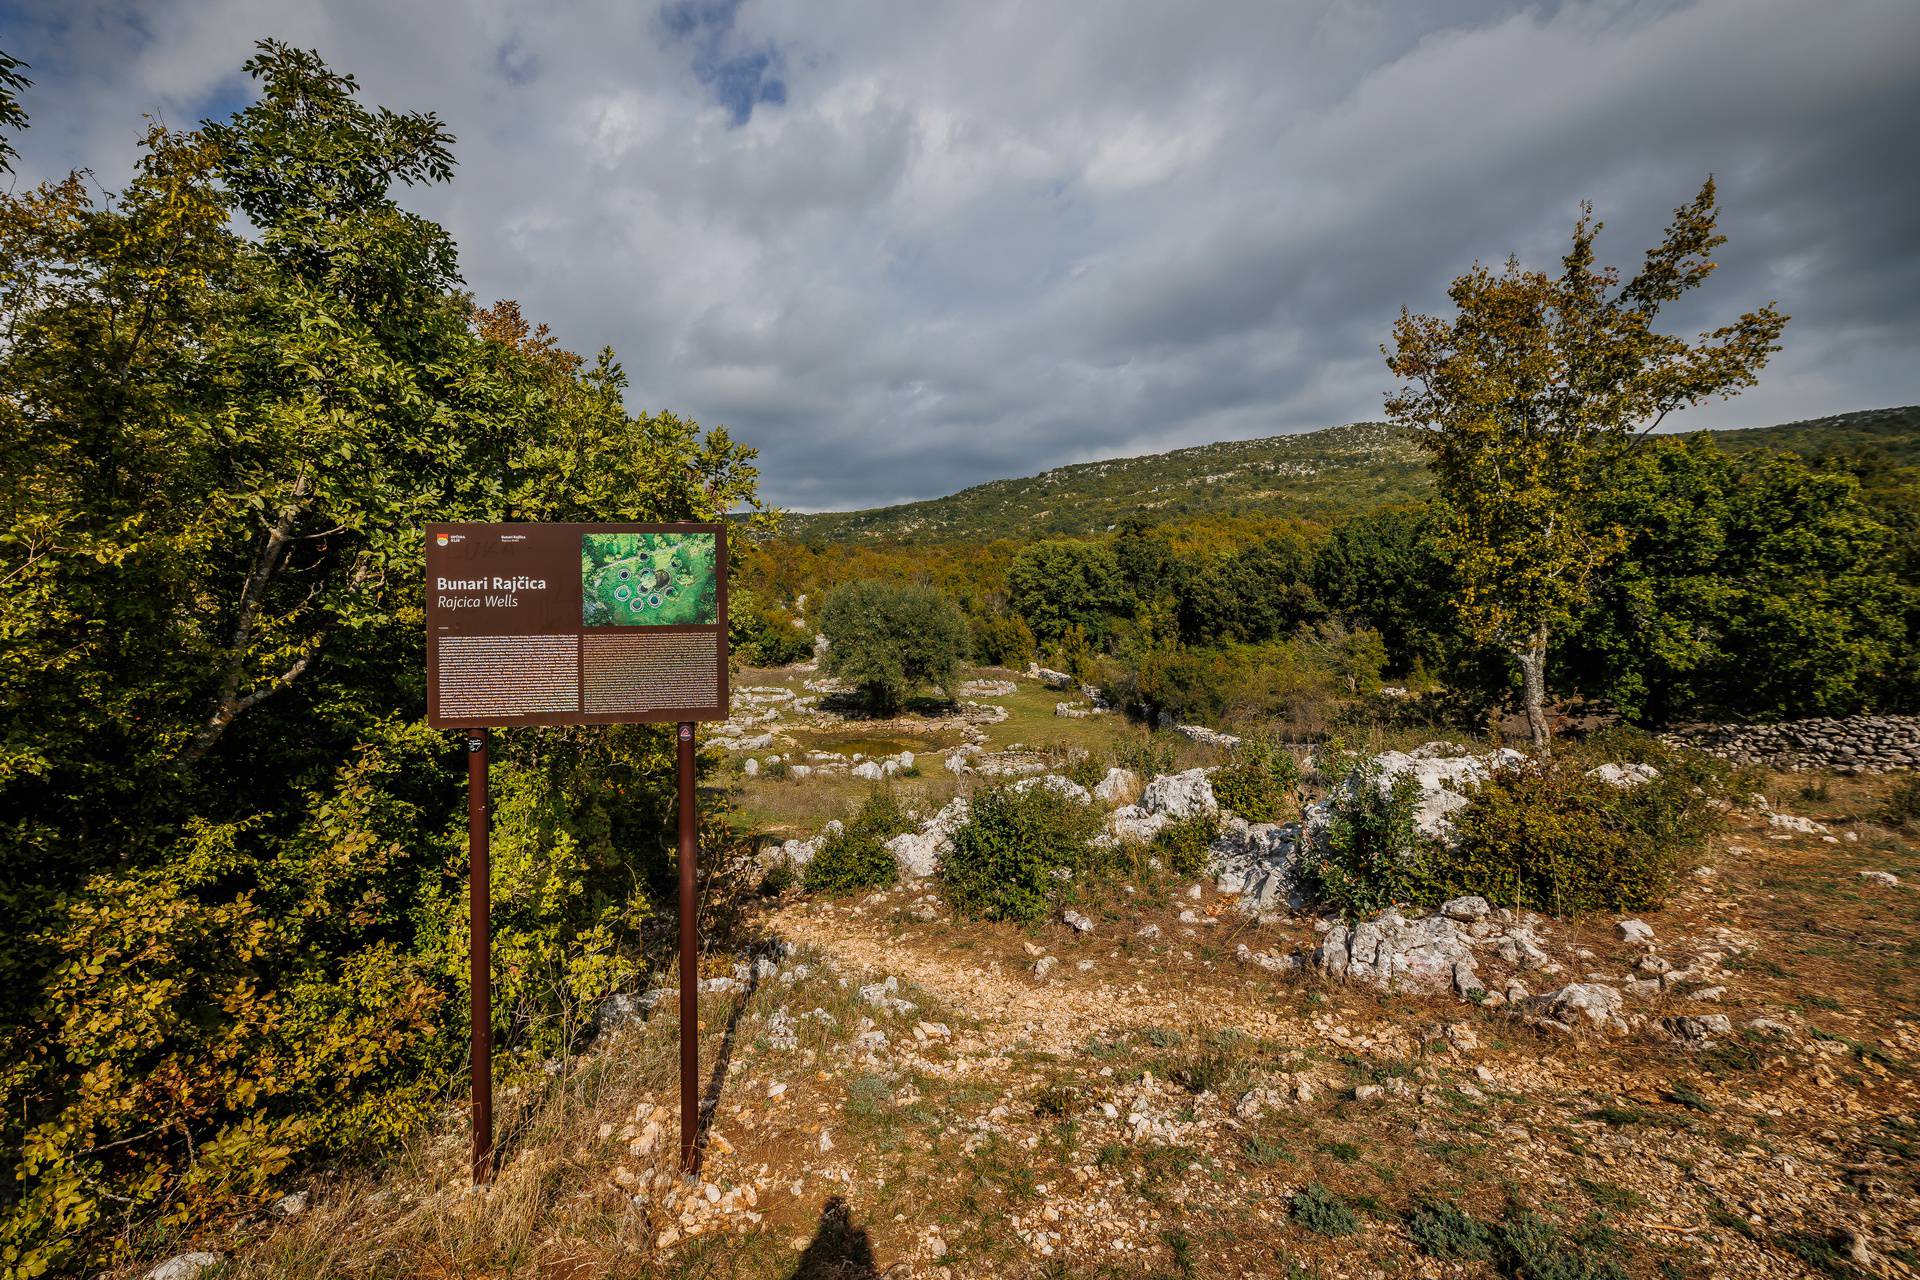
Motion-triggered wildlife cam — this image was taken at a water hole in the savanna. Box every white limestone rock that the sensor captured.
[1533,983,1628,1033]
[1011,773,1093,804]
[1314,909,1480,995]
[1141,768,1217,819]
[1616,918,1655,943]
[886,798,971,880]
[1093,767,1143,806]
[1025,663,1076,690]
[147,1255,222,1280]
[1108,805,1170,843]
[1209,816,1301,912]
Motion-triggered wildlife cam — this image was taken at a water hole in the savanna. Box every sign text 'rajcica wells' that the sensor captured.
[425,523,729,727]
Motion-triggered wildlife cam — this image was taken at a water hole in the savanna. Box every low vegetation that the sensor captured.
[940,784,1104,922]
[801,787,913,895]
[1208,733,1304,823]
[1306,735,1726,918]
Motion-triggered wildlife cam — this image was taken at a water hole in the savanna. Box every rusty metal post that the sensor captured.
[467,729,494,1185]
[677,721,699,1169]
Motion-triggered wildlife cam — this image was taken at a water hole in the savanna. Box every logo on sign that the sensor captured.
[436,533,450,546]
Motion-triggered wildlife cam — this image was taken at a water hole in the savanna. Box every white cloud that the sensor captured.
[3,0,1916,510]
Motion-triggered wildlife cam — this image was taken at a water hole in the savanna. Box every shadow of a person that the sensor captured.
[790,1196,881,1279]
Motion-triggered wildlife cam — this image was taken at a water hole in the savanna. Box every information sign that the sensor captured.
[424,521,729,1182]
[425,522,729,727]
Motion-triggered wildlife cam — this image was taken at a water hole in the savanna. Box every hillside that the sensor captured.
[784,406,1920,545]
[785,421,1429,544]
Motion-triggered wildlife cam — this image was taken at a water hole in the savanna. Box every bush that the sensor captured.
[1304,737,1723,919]
[1303,764,1425,919]
[820,580,970,715]
[1406,1198,1493,1260]
[1150,813,1219,878]
[941,785,1102,922]
[1290,1183,1359,1237]
[1494,1207,1627,1280]
[1211,734,1302,822]
[970,613,1035,667]
[803,788,912,895]
[729,589,816,666]
[1437,759,1713,915]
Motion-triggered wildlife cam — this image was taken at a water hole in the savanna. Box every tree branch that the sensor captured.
[181,471,313,762]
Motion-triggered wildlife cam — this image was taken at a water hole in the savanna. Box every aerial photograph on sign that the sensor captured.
[581,531,719,627]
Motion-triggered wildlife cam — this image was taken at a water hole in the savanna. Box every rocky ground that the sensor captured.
[197,736,1920,1280]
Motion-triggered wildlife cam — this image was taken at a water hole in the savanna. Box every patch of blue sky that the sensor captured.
[659,0,785,127]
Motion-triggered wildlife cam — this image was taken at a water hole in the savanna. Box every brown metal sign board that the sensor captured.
[425,522,730,727]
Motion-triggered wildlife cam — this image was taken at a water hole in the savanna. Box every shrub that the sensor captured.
[729,589,815,666]
[819,580,970,715]
[1290,1183,1359,1236]
[941,785,1102,922]
[1436,760,1713,915]
[1494,1207,1627,1280]
[1150,812,1219,878]
[1211,734,1302,822]
[970,613,1035,667]
[1304,737,1722,919]
[803,788,912,895]
[1303,764,1425,919]
[1406,1198,1493,1260]
[1164,1031,1253,1096]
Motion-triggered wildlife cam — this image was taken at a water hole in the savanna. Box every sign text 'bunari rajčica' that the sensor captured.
[425,523,729,728]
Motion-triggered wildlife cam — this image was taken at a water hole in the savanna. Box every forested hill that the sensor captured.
[783,405,1920,545]
[787,421,1428,544]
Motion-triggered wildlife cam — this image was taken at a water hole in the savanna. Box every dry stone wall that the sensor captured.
[1663,715,1920,773]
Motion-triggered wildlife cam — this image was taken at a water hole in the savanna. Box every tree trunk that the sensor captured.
[182,473,312,762]
[1516,625,1551,751]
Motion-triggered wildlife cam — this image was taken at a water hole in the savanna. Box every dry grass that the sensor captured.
[170,760,1920,1280]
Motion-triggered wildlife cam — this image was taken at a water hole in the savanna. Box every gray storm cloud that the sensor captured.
[5,0,1916,510]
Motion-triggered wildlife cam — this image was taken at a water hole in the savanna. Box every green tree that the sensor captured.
[969,612,1035,667]
[1385,178,1786,747]
[819,580,969,714]
[1176,533,1320,645]
[1310,506,1458,675]
[0,42,761,1275]
[1563,436,1905,720]
[1006,539,1129,646]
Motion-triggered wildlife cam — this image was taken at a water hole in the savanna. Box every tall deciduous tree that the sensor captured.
[1384,179,1787,747]
[0,42,763,1273]
[0,50,27,171]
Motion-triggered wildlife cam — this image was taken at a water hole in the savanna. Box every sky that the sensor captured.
[4,0,1917,511]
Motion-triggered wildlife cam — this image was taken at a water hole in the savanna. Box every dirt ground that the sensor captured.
[225,764,1919,1280]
